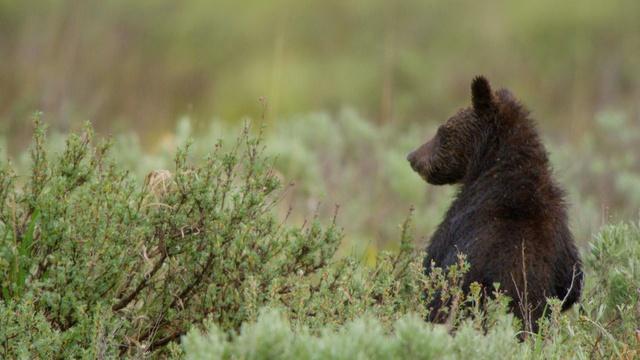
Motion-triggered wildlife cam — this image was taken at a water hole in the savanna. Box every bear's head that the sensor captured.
[407,76,501,185]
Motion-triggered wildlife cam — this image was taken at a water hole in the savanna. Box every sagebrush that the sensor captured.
[1,121,638,359]
[0,121,470,358]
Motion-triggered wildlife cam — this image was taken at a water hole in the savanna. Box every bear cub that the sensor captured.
[407,76,582,332]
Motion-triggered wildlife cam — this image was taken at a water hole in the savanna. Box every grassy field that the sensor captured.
[1,0,639,358]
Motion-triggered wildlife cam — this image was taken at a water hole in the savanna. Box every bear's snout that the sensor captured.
[406,150,417,165]
[407,139,435,174]
[407,150,421,172]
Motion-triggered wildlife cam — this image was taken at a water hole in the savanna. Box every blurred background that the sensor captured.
[1,0,639,254]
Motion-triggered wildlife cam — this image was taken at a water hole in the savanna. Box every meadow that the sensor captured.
[1,0,639,358]
[0,117,639,358]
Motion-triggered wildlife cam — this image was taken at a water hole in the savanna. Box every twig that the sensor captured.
[112,251,167,312]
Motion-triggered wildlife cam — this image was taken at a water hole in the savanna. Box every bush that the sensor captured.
[2,120,639,359]
[184,309,521,360]
[185,221,640,359]
[0,121,478,358]
[1,120,343,357]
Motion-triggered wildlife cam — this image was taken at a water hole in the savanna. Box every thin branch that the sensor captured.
[112,251,167,312]
[147,330,185,352]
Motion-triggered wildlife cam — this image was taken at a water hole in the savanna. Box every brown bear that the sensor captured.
[407,76,582,332]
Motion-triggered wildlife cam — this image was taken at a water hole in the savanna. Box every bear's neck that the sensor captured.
[462,121,551,188]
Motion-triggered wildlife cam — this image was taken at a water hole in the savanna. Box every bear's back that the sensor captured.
[424,173,582,327]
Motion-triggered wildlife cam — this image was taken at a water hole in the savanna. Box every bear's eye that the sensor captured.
[437,128,450,142]
[436,134,448,150]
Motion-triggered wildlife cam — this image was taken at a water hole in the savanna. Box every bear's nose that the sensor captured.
[406,151,416,163]
[407,152,420,172]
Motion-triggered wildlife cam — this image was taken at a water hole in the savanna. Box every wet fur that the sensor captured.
[407,76,583,331]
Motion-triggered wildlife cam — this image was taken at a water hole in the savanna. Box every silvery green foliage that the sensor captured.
[550,111,640,241]
[184,221,640,359]
[95,110,640,253]
[9,110,636,256]
[184,309,524,360]
[0,120,343,357]
[2,118,639,359]
[0,120,469,358]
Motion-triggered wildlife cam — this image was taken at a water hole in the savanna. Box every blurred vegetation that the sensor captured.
[4,110,640,251]
[1,0,639,249]
[1,0,639,149]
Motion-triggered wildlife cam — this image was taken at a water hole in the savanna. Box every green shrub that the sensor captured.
[184,309,524,360]
[184,221,640,359]
[1,120,343,357]
[2,120,639,359]
[0,120,480,358]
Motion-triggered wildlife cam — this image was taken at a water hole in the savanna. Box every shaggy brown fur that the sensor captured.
[407,76,582,332]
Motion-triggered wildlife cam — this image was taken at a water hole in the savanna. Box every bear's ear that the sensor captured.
[471,76,495,113]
